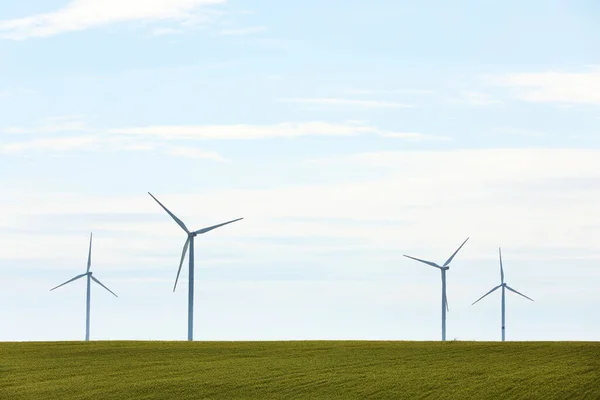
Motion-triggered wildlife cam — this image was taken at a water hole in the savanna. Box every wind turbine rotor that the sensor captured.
[148,191,243,341]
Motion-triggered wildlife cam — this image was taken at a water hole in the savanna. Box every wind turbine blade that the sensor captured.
[499,247,504,284]
[148,192,190,234]
[50,273,87,291]
[443,237,470,267]
[403,255,441,269]
[505,285,534,302]
[194,217,243,235]
[471,285,501,305]
[173,237,190,292]
[91,276,118,298]
[87,233,93,272]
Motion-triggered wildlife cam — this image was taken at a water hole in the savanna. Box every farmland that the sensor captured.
[1,341,598,399]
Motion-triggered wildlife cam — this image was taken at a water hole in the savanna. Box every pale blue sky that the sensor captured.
[0,0,599,341]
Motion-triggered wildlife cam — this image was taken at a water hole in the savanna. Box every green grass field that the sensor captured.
[1,341,598,399]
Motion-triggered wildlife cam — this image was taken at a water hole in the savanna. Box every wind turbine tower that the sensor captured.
[50,233,118,341]
[149,192,243,341]
[404,237,469,341]
[472,247,533,341]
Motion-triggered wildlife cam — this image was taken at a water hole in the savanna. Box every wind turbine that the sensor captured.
[148,192,243,341]
[404,237,469,341]
[50,233,118,341]
[472,247,533,341]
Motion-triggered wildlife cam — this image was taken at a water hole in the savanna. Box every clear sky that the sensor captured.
[0,0,599,342]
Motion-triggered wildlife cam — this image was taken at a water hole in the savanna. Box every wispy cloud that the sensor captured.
[3,119,440,143]
[0,120,443,158]
[344,89,435,95]
[487,68,600,106]
[219,26,266,36]
[0,136,99,153]
[448,91,503,106]
[382,132,451,141]
[3,116,91,134]
[0,119,228,162]
[278,98,413,109]
[495,128,545,137]
[110,121,437,141]
[165,146,229,162]
[151,27,183,37]
[3,149,599,262]
[0,0,226,39]
[311,149,600,182]
[0,135,227,162]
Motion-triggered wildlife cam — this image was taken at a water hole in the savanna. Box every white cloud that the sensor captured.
[165,146,229,162]
[0,136,99,153]
[110,121,440,141]
[495,128,545,137]
[344,89,435,95]
[382,132,450,141]
[345,119,370,125]
[1,149,599,263]
[448,91,502,106]
[0,0,226,39]
[219,26,266,35]
[3,116,90,134]
[279,97,413,109]
[0,120,441,158]
[151,27,183,36]
[342,149,600,181]
[0,133,226,161]
[487,68,600,106]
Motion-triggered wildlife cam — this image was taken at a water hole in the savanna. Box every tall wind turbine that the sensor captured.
[149,192,243,341]
[50,233,118,341]
[472,247,533,341]
[404,237,469,341]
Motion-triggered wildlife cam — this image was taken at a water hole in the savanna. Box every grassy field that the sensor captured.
[0,341,598,399]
